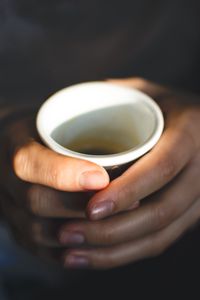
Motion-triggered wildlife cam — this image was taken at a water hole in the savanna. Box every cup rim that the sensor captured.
[36,81,164,168]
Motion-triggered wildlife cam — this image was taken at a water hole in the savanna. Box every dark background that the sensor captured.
[1,0,200,102]
[0,1,200,299]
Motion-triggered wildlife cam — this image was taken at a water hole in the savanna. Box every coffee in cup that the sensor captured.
[36,81,164,174]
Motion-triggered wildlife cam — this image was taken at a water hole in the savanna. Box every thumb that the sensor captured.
[13,140,110,192]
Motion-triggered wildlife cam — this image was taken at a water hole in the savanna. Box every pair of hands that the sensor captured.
[0,78,200,269]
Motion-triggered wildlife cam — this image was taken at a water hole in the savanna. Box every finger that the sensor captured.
[13,140,109,192]
[59,159,200,246]
[25,185,88,218]
[5,180,89,218]
[87,114,196,220]
[63,197,200,269]
[14,227,64,266]
[0,190,63,247]
[107,78,175,111]
[108,78,200,109]
[14,232,63,265]
[23,185,135,219]
[108,78,169,100]
[4,151,90,218]
[15,220,62,248]
[29,220,64,248]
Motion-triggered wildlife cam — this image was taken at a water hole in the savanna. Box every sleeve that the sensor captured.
[0,98,41,140]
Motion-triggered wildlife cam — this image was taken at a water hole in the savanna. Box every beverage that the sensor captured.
[51,106,140,156]
[37,81,164,169]
[65,136,128,155]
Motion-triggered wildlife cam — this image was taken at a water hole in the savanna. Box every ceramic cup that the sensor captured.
[36,81,164,178]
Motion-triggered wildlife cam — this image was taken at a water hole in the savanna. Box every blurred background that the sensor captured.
[0,0,200,299]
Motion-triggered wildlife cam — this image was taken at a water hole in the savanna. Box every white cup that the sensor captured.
[36,81,164,170]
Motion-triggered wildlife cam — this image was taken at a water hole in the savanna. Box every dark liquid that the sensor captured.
[51,105,141,156]
[71,147,115,155]
[65,137,128,155]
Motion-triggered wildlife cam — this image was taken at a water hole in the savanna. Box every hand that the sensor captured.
[0,114,109,262]
[58,78,200,269]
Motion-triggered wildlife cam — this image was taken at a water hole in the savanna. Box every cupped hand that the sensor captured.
[58,78,200,269]
[0,114,109,262]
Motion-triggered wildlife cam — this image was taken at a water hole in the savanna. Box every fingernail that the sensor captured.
[89,201,115,220]
[79,170,108,190]
[65,255,89,269]
[60,232,85,245]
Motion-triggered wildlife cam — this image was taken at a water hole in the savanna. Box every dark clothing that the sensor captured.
[1,0,200,103]
[0,1,200,299]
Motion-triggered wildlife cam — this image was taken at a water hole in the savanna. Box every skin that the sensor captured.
[0,78,200,269]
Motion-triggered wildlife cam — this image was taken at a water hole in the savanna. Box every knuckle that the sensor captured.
[181,110,199,150]
[90,223,114,245]
[118,186,129,201]
[100,225,114,245]
[13,146,28,179]
[152,204,169,230]
[13,141,36,180]
[47,163,66,190]
[97,250,116,269]
[26,185,46,216]
[182,108,199,122]
[149,236,168,257]
[118,184,134,206]
[159,157,177,182]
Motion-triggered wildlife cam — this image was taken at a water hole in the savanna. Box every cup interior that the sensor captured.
[36,82,164,167]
